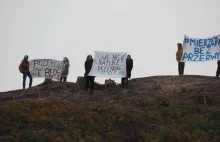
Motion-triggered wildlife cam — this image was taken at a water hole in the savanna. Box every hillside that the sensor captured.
[0,76,220,141]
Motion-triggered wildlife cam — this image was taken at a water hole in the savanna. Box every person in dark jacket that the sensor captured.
[121,55,133,88]
[84,55,95,94]
[20,55,32,89]
[216,60,220,77]
[216,40,220,77]
[60,57,70,82]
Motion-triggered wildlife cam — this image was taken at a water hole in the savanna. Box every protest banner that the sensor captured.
[88,51,127,78]
[181,35,220,62]
[29,59,63,81]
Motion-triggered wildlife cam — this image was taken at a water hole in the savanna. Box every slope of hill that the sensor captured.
[0,76,220,141]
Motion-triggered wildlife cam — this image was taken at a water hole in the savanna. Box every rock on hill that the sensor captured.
[0,76,220,141]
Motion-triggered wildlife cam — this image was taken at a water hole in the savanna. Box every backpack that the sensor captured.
[19,64,23,73]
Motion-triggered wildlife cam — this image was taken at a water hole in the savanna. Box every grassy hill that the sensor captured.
[0,76,220,142]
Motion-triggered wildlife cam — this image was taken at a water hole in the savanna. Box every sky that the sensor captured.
[0,0,220,92]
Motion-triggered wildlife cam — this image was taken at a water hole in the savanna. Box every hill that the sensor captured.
[0,76,220,141]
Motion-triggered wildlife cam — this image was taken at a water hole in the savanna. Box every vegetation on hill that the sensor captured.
[1,98,220,142]
[1,76,220,141]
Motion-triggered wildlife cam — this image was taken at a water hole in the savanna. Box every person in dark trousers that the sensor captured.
[216,60,220,77]
[176,43,185,75]
[60,57,70,82]
[121,55,133,88]
[84,55,95,94]
[20,55,33,89]
[216,39,220,77]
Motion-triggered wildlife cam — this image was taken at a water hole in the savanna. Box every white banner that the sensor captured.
[29,59,63,81]
[181,35,220,62]
[88,51,127,78]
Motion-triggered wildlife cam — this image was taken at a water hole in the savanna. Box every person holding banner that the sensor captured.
[60,57,70,82]
[216,61,220,77]
[176,43,185,75]
[19,55,33,89]
[216,40,220,77]
[84,55,95,94]
[121,55,133,88]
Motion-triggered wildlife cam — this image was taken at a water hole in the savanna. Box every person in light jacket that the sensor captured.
[60,57,70,82]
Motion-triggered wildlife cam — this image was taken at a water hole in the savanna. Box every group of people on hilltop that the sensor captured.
[18,44,220,93]
[19,56,70,89]
[176,43,220,77]
[19,54,134,94]
[84,54,133,94]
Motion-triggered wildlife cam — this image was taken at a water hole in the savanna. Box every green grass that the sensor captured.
[0,99,220,141]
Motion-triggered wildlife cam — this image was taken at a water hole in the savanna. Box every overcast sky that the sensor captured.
[0,0,220,92]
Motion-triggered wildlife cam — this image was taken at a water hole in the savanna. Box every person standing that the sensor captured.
[121,55,133,88]
[60,57,70,82]
[176,43,185,75]
[216,40,220,77]
[84,55,95,94]
[19,55,32,89]
[216,60,220,77]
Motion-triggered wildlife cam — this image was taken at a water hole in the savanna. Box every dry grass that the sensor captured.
[1,98,220,142]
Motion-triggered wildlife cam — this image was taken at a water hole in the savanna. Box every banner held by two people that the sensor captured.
[88,51,127,78]
[29,59,63,81]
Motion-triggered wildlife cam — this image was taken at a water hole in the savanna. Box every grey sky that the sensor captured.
[0,0,220,92]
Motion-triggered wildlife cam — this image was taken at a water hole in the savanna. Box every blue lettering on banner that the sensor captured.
[31,68,41,77]
[200,47,205,54]
[41,59,47,66]
[184,36,189,44]
[182,53,189,61]
[206,55,211,61]
[47,59,49,67]
[204,39,207,47]
[182,35,220,62]
[199,55,205,61]
[194,47,200,54]
[199,39,203,47]
[33,59,62,70]
[182,52,220,62]
[194,55,199,61]
[206,45,211,54]
[190,39,196,46]
[185,36,219,47]
[51,60,55,67]
[30,59,62,81]
[33,60,38,68]
[188,53,194,61]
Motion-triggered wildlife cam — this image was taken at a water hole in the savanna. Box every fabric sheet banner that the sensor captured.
[88,51,127,78]
[181,35,220,62]
[29,59,63,81]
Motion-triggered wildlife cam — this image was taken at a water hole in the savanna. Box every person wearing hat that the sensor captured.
[176,43,185,75]
[121,55,133,88]
[20,55,32,89]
